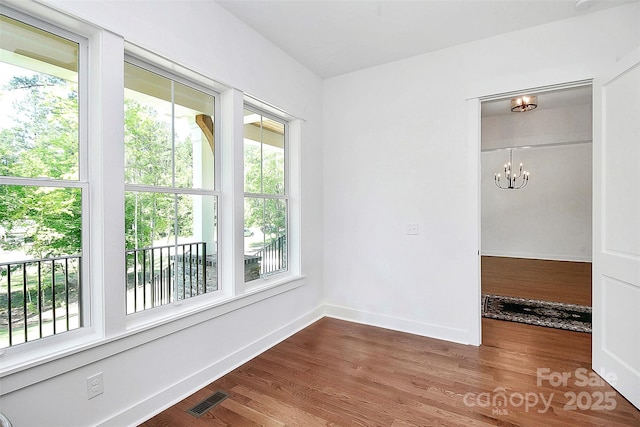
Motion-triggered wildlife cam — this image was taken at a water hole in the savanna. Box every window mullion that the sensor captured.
[260,116,264,194]
[171,79,176,189]
[243,192,288,200]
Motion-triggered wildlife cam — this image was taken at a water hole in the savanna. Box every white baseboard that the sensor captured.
[99,307,325,427]
[323,304,476,346]
[100,303,479,426]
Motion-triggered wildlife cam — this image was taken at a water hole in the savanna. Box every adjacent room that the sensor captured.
[0,0,638,426]
[481,85,594,333]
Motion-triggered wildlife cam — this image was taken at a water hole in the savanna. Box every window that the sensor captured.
[0,5,304,385]
[124,61,218,314]
[0,14,86,348]
[243,108,288,282]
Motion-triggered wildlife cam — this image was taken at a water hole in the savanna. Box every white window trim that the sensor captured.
[240,104,291,293]
[0,7,96,363]
[122,57,224,319]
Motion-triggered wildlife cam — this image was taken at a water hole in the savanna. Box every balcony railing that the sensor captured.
[0,255,81,349]
[1,237,286,348]
[255,235,287,276]
[125,242,217,314]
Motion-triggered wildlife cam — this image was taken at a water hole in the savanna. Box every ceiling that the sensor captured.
[217,0,634,79]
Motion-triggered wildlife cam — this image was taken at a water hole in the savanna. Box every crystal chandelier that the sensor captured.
[494,149,529,190]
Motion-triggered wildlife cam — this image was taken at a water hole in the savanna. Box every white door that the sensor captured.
[592,48,640,410]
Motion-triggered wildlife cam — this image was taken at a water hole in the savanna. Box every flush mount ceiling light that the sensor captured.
[510,95,537,112]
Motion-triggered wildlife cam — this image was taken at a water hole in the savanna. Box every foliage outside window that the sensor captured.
[0,15,84,348]
[243,108,288,282]
[124,62,218,314]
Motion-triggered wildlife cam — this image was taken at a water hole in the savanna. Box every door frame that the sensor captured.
[468,79,593,345]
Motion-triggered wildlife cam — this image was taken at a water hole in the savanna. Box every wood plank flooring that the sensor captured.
[481,256,592,306]
[140,317,639,426]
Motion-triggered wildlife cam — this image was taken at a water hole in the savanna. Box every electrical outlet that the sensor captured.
[406,224,419,235]
[87,372,103,399]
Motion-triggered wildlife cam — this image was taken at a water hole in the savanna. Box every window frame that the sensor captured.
[0,8,92,356]
[124,55,222,192]
[123,56,223,319]
[242,104,292,289]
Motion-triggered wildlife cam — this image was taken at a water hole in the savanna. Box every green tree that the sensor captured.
[244,142,286,242]
[0,75,197,256]
[0,73,198,256]
[124,98,194,250]
[0,73,81,258]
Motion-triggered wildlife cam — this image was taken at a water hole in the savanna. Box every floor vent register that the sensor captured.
[186,391,229,418]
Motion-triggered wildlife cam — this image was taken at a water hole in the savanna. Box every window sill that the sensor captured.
[126,273,305,333]
[0,328,103,379]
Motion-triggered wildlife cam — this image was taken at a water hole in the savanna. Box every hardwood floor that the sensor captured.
[140,317,639,426]
[481,256,592,306]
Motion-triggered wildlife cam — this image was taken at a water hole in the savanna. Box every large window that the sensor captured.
[0,5,304,384]
[0,15,86,348]
[124,62,218,314]
[243,108,288,282]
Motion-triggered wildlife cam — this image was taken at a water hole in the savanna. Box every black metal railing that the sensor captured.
[255,235,287,276]
[0,255,82,349]
[1,237,282,347]
[125,242,217,314]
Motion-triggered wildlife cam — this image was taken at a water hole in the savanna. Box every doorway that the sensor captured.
[479,84,593,314]
[472,52,640,409]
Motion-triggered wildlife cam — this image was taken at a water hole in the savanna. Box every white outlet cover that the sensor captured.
[406,224,419,235]
[87,372,103,399]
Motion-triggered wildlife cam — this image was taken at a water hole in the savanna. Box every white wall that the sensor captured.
[482,102,592,150]
[0,1,324,426]
[323,4,639,345]
[482,143,592,261]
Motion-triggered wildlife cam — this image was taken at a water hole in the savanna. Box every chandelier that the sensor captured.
[494,149,529,190]
[510,95,537,112]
